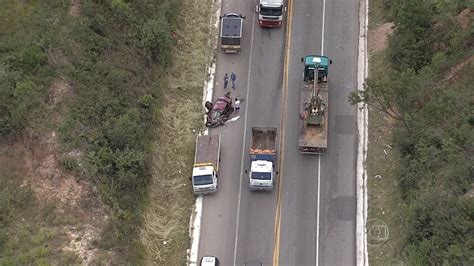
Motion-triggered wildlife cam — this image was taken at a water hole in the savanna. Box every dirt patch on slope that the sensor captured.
[0,76,107,263]
[21,131,99,217]
[457,8,472,29]
[0,129,105,263]
[442,55,474,83]
[48,78,73,106]
[368,22,394,54]
[69,0,81,17]
[19,127,105,263]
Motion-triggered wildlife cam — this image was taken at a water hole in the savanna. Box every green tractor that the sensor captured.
[302,55,331,82]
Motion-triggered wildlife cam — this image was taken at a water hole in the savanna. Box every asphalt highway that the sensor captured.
[198,0,358,265]
[277,0,359,265]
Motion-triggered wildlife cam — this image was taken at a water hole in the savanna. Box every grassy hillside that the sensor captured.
[359,1,473,264]
[0,0,189,264]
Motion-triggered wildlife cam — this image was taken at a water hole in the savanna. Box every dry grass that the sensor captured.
[368,23,394,55]
[366,22,406,266]
[368,0,391,29]
[140,0,218,264]
[366,104,406,265]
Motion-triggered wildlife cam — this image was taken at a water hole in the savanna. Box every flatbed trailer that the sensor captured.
[298,81,328,154]
[195,135,220,168]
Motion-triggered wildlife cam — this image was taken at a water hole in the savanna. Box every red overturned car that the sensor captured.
[205,93,234,127]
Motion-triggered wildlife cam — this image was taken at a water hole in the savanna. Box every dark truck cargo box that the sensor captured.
[220,13,244,53]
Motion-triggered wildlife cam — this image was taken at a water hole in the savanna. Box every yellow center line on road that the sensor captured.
[272,0,293,265]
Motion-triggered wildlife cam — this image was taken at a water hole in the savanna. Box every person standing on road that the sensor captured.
[230,72,236,89]
[234,98,241,114]
[223,73,229,89]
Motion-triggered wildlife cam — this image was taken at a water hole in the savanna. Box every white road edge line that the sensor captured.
[356,0,369,264]
[233,8,257,266]
[316,155,321,266]
[316,0,327,265]
[188,1,222,265]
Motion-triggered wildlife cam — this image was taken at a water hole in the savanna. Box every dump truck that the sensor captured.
[192,135,221,194]
[299,55,332,154]
[248,127,277,191]
[220,13,245,53]
[256,0,284,27]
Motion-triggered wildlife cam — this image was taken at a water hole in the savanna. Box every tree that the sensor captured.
[388,0,433,72]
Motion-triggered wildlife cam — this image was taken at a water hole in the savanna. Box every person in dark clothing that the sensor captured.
[230,72,236,89]
[223,73,229,89]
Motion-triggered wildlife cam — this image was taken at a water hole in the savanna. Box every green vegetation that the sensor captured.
[0,165,80,264]
[140,0,217,264]
[0,1,51,136]
[353,0,474,264]
[0,0,189,264]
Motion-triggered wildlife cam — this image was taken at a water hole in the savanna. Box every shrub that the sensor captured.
[61,156,79,172]
[106,108,146,150]
[0,72,46,136]
[388,0,433,72]
[6,45,47,73]
[138,17,173,66]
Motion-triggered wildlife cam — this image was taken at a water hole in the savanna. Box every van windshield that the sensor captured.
[193,175,213,186]
[251,172,272,180]
[260,5,283,16]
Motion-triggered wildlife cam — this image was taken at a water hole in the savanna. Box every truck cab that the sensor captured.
[200,256,220,266]
[249,159,274,191]
[192,164,218,194]
[303,55,331,82]
[244,262,263,266]
[256,0,284,27]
